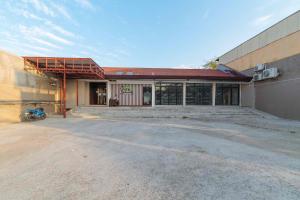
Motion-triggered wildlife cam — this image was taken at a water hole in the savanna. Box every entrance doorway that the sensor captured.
[90,82,107,105]
[215,84,240,105]
[143,86,152,106]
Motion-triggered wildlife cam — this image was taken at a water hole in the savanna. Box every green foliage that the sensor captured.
[209,61,218,70]
[208,61,218,70]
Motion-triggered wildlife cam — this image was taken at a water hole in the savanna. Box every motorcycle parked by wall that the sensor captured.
[21,107,47,121]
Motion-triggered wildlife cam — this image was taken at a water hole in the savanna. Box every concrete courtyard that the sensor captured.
[0,106,300,200]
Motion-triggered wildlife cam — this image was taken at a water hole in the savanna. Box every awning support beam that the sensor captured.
[63,59,66,118]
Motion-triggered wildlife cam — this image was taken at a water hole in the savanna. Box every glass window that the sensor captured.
[216,84,240,105]
[155,83,183,105]
[186,83,212,105]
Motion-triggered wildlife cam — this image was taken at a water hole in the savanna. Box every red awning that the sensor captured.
[23,57,105,79]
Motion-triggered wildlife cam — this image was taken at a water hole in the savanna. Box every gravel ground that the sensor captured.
[0,106,299,200]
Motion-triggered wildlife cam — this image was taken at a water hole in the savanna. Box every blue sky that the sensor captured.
[0,0,299,67]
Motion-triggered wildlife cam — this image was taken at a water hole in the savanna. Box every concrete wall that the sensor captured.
[66,80,76,108]
[79,81,90,106]
[241,53,300,120]
[219,11,300,68]
[0,50,60,122]
[241,83,255,108]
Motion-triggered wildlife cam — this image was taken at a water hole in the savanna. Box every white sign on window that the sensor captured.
[120,84,132,93]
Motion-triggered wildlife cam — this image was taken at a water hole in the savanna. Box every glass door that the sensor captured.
[143,86,152,106]
[90,82,107,105]
[216,84,240,106]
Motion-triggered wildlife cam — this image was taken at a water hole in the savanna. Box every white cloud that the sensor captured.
[19,9,44,20]
[252,14,273,27]
[38,29,74,45]
[22,0,55,17]
[74,0,94,9]
[45,21,76,38]
[19,25,74,45]
[23,44,52,52]
[19,25,61,48]
[0,38,50,56]
[31,38,61,49]
[0,35,52,52]
[50,2,72,20]
[20,0,77,25]
[5,2,46,21]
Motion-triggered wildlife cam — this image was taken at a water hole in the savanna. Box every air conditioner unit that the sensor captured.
[253,73,263,81]
[254,64,266,72]
[262,68,279,79]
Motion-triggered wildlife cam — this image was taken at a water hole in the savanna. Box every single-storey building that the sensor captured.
[20,56,251,118]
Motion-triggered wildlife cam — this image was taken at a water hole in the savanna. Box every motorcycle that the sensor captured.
[21,107,47,121]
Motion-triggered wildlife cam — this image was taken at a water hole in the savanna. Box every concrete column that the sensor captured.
[239,82,242,107]
[212,82,216,106]
[107,81,111,106]
[152,82,155,107]
[183,82,186,106]
[76,79,78,107]
[85,82,90,106]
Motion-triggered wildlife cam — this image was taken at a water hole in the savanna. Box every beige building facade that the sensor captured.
[219,10,300,120]
[219,11,300,70]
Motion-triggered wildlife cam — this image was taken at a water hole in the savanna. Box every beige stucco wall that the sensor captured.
[0,50,59,122]
[220,11,300,65]
[224,30,300,71]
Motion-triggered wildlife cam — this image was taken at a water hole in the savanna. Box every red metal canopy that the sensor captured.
[23,57,105,79]
[23,57,104,118]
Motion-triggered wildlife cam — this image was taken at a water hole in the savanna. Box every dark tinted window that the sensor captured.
[155,83,183,105]
[186,83,212,105]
